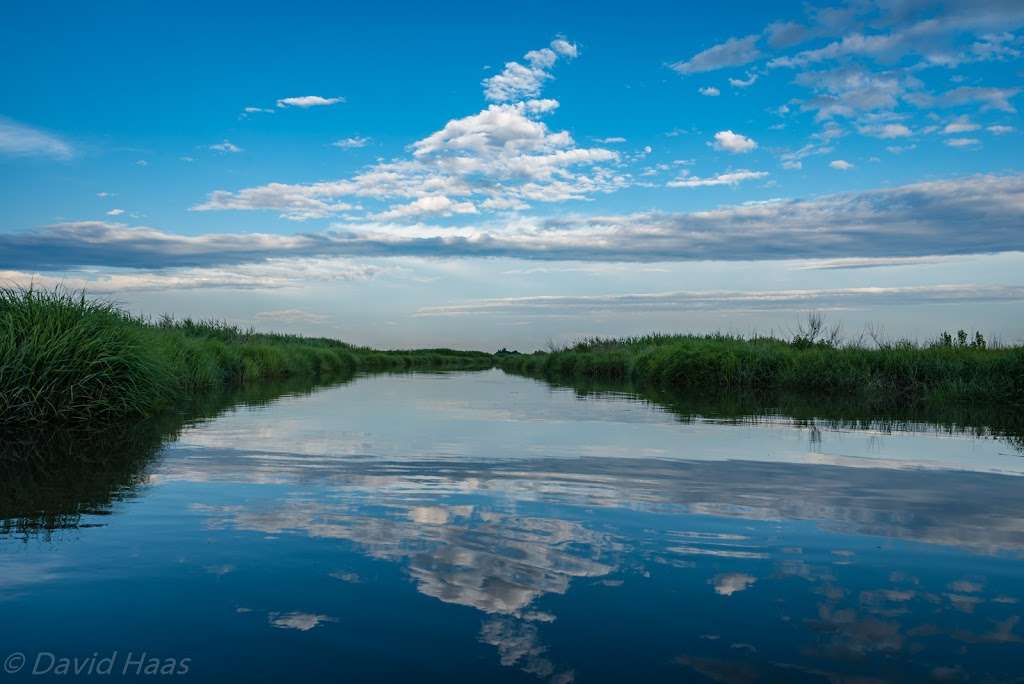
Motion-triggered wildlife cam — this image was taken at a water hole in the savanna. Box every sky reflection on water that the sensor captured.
[2,370,1023,682]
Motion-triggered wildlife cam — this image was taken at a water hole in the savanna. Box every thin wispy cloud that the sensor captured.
[415,284,1024,317]
[0,116,74,159]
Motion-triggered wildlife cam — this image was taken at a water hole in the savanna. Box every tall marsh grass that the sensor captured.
[498,326,1024,409]
[0,287,492,426]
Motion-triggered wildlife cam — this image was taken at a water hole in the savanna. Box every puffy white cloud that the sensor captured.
[276,95,345,108]
[209,140,243,153]
[0,116,73,159]
[106,208,125,216]
[667,169,767,188]
[859,123,912,138]
[483,37,577,102]
[373,195,478,220]
[197,99,619,221]
[332,136,371,149]
[830,159,854,170]
[942,116,980,134]
[550,37,578,58]
[670,35,761,75]
[710,130,758,153]
[698,86,721,96]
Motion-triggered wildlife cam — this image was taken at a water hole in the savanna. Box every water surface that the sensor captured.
[3,370,1023,682]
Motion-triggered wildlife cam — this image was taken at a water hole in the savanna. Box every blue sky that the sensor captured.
[2,0,1023,349]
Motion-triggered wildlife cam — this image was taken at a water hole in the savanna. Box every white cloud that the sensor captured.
[667,169,767,188]
[670,35,761,74]
[0,116,73,159]
[859,123,912,138]
[198,98,620,220]
[728,73,758,88]
[243,106,274,114]
[710,130,757,153]
[106,208,125,216]
[942,116,980,134]
[209,140,243,153]
[276,95,345,108]
[699,86,721,96]
[416,284,1024,317]
[782,160,802,170]
[830,159,854,170]
[945,137,980,148]
[988,125,1015,135]
[253,309,331,324]
[550,38,578,58]
[332,136,371,149]
[373,195,478,220]
[11,175,1024,265]
[594,137,626,144]
[483,37,577,102]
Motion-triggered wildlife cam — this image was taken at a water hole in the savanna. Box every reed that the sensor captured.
[0,287,492,426]
[497,326,1024,409]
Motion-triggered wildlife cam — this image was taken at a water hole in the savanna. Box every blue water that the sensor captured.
[2,370,1023,682]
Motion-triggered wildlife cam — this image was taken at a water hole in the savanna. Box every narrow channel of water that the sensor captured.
[2,369,1022,682]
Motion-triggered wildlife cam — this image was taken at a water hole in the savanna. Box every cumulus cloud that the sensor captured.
[415,284,1024,317]
[276,95,345,108]
[710,130,757,153]
[372,195,478,220]
[8,175,1024,266]
[0,116,74,159]
[987,125,1015,135]
[698,86,720,97]
[196,99,620,221]
[670,35,761,75]
[942,115,980,134]
[830,159,854,170]
[666,169,767,188]
[859,123,912,138]
[483,37,578,102]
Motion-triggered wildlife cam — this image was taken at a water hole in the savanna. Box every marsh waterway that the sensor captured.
[2,370,1023,682]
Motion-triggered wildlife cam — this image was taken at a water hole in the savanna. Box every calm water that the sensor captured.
[3,370,1024,682]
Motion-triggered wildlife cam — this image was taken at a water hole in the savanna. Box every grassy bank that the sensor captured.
[498,329,1024,409]
[1,287,492,426]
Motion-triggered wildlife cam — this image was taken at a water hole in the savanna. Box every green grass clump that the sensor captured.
[498,328,1024,410]
[1,287,492,426]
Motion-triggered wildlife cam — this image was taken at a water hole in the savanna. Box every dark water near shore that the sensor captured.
[2,370,1023,682]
